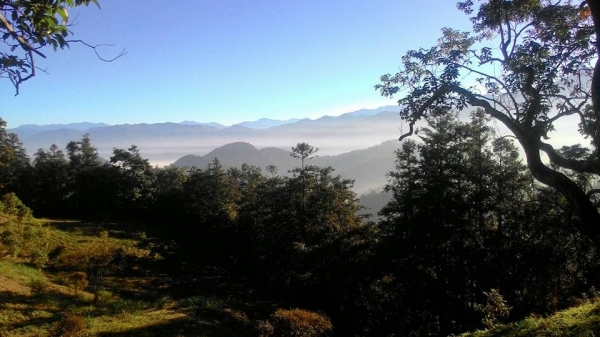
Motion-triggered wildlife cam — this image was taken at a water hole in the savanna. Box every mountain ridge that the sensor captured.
[7,105,414,168]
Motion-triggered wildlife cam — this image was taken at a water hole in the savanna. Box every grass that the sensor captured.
[462,299,600,337]
[0,214,256,336]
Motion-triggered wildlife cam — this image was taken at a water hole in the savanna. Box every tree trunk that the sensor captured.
[520,133,600,246]
[587,0,600,147]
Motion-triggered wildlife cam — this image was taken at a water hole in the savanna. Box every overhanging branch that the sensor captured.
[540,141,600,175]
[0,11,46,59]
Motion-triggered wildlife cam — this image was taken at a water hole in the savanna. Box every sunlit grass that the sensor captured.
[462,299,600,337]
[0,215,254,336]
[0,260,44,281]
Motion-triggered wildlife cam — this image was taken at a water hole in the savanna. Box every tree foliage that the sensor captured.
[376,0,600,245]
[0,0,104,94]
[373,111,598,336]
[0,118,30,197]
[291,142,319,169]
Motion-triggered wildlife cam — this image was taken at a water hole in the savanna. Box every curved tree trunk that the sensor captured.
[520,133,600,247]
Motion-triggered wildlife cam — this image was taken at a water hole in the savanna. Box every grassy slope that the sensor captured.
[462,300,600,337]
[0,215,255,337]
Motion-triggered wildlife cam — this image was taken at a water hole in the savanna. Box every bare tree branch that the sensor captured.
[67,39,127,62]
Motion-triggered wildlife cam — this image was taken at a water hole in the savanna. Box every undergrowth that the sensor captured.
[462,298,600,337]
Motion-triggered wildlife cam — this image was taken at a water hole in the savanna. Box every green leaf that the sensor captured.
[57,7,69,24]
[2,33,9,41]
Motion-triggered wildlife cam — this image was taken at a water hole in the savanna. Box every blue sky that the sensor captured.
[0,0,471,128]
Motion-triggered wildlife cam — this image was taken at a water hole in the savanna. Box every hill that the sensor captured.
[173,139,400,195]
[0,212,262,336]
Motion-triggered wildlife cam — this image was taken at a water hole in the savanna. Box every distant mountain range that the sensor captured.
[10,122,110,139]
[8,105,421,171]
[233,118,305,129]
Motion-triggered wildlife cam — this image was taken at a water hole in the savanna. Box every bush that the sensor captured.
[0,219,51,265]
[270,308,333,337]
[52,313,87,337]
[255,320,275,337]
[67,271,89,294]
[0,229,20,257]
[476,289,511,329]
[0,193,32,221]
[28,277,49,295]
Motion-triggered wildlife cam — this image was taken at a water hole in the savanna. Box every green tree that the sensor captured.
[178,158,241,265]
[110,145,156,216]
[66,133,99,172]
[0,0,125,94]
[0,118,31,197]
[31,144,70,217]
[291,142,319,170]
[237,157,367,306]
[65,134,114,220]
[376,111,597,335]
[376,0,600,245]
[152,165,187,222]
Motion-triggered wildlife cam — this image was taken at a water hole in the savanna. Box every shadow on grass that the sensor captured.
[48,220,100,237]
[48,220,149,238]
[0,288,91,309]
[0,289,90,333]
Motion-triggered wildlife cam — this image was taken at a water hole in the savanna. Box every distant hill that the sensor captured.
[359,190,393,221]
[173,140,400,194]
[14,122,109,132]
[233,118,305,129]
[10,122,109,139]
[175,142,275,169]
[180,121,226,129]
[343,106,400,117]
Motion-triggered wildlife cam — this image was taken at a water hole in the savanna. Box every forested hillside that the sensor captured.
[2,108,599,335]
[2,0,600,335]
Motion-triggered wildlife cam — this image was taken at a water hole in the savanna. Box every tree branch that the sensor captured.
[540,141,600,175]
[0,11,46,59]
[67,40,127,62]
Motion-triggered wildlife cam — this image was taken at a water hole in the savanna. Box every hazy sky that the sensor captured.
[0,0,471,128]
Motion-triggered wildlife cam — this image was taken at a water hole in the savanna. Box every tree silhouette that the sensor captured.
[377,0,600,245]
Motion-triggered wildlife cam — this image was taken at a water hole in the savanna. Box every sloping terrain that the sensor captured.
[0,215,259,336]
[462,299,600,337]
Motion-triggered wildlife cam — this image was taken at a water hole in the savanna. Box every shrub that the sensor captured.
[270,308,333,337]
[28,277,49,295]
[67,272,89,294]
[98,230,109,239]
[52,313,87,337]
[476,288,511,329]
[0,229,20,257]
[255,320,275,337]
[0,193,32,221]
